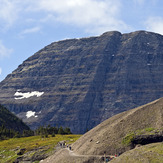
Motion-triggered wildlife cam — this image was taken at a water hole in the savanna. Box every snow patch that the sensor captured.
[26,111,37,118]
[14,90,44,100]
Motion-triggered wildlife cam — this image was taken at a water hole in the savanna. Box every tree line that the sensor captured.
[35,125,72,138]
[0,125,33,140]
[0,124,72,140]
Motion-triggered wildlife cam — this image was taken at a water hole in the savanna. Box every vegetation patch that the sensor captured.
[122,132,135,145]
[122,127,162,146]
[0,134,81,163]
[145,127,155,132]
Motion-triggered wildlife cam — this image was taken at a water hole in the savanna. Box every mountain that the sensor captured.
[0,31,163,133]
[0,104,30,132]
[41,98,163,163]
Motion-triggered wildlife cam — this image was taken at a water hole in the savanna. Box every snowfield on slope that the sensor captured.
[14,90,44,100]
[26,111,38,118]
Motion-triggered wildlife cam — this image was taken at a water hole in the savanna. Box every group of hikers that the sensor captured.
[103,151,118,162]
[103,156,113,162]
[58,141,71,150]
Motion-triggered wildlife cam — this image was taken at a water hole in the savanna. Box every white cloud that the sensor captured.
[0,0,131,34]
[0,0,20,30]
[37,0,129,34]
[145,17,163,35]
[19,26,41,37]
[0,40,13,59]
[0,0,38,31]
[0,68,2,75]
[0,0,162,35]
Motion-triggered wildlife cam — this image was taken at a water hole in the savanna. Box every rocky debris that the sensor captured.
[13,156,23,163]
[96,141,100,144]
[17,148,26,155]
[13,146,51,163]
[0,31,163,133]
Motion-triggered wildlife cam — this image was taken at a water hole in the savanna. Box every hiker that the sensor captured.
[104,151,106,157]
[105,157,109,163]
[69,146,71,150]
[59,142,62,147]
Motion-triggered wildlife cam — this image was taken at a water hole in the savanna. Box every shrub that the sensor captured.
[145,127,155,132]
[122,133,135,145]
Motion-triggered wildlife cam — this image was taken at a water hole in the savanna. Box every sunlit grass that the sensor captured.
[0,134,81,163]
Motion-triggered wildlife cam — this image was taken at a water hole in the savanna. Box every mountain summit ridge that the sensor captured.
[0,30,163,133]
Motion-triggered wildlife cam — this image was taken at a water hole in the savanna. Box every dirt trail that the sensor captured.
[40,147,116,163]
[67,148,115,158]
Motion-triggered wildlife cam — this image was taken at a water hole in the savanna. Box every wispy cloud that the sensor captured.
[0,0,20,30]
[37,0,130,34]
[0,0,162,36]
[0,68,2,75]
[145,17,163,35]
[19,26,41,37]
[0,40,13,59]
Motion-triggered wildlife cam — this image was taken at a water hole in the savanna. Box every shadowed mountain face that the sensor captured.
[0,104,30,132]
[0,31,163,133]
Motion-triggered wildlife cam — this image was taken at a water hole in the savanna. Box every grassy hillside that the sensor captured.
[0,134,81,163]
[110,142,163,163]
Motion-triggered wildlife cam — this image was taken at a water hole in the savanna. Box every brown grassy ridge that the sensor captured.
[71,98,163,156]
[40,98,163,163]
[110,142,163,163]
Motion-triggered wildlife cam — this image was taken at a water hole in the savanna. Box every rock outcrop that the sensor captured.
[0,31,163,133]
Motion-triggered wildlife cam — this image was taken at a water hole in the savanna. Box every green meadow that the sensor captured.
[0,134,81,163]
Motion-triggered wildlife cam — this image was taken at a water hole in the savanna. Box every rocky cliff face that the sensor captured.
[0,31,163,133]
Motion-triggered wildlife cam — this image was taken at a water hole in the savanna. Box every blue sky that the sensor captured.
[0,0,163,81]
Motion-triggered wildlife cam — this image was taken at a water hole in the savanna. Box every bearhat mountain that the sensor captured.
[0,31,162,133]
